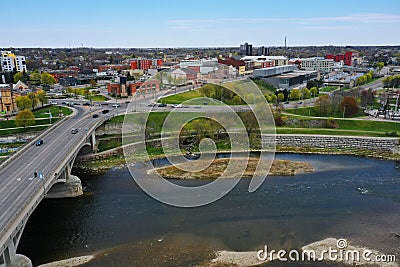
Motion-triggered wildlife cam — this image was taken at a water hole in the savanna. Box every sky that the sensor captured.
[2,0,400,48]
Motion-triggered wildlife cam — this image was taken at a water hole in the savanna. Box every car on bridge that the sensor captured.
[92,114,99,118]
[35,139,44,146]
[102,109,109,114]
[71,128,79,134]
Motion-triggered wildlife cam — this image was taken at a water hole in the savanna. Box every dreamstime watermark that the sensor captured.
[257,239,397,264]
[122,65,276,207]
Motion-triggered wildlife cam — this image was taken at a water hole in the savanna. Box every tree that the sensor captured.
[289,89,301,100]
[13,72,28,84]
[27,92,37,109]
[315,95,332,117]
[340,96,359,117]
[277,93,285,103]
[40,72,56,85]
[15,96,32,110]
[36,90,48,107]
[309,87,318,97]
[15,110,35,128]
[302,88,310,99]
[270,94,277,105]
[30,72,41,85]
[90,79,97,87]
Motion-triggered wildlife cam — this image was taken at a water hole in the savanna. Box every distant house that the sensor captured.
[13,80,29,91]
[170,68,198,85]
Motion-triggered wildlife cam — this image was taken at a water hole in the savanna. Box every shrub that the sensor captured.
[326,118,339,129]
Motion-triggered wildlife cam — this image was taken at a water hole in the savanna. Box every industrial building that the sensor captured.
[253,65,318,89]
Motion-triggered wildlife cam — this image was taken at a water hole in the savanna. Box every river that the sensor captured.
[18,153,400,266]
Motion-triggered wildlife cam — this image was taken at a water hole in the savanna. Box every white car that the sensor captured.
[171,104,182,108]
[112,104,121,108]
[51,101,57,105]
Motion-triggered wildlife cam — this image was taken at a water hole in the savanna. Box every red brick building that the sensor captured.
[326,52,353,66]
[130,59,163,71]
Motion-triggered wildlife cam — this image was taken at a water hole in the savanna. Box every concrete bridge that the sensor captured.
[0,105,119,267]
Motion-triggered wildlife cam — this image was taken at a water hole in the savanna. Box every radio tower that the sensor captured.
[284,36,288,58]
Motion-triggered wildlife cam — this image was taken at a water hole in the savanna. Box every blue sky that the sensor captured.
[2,0,400,47]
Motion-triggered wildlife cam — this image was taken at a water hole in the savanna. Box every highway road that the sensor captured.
[0,104,119,255]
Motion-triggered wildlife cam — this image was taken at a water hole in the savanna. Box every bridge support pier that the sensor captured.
[45,174,83,199]
[0,230,32,267]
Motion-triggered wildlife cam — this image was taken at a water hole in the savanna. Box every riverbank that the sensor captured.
[211,237,399,266]
[37,255,94,267]
[73,145,399,175]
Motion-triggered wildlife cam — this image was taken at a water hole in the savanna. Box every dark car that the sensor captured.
[83,102,91,106]
[35,139,43,146]
[158,103,167,107]
[102,109,109,114]
[92,114,99,118]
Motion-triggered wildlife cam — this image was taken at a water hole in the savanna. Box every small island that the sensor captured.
[153,157,314,179]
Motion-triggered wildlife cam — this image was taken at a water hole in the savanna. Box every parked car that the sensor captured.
[92,114,99,118]
[35,139,43,146]
[71,128,78,134]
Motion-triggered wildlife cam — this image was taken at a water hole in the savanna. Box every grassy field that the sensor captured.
[285,106,365,118]
[159,90,222,105]
[319,86,338,92]
[0,106,72,136]
[90,94,109,102]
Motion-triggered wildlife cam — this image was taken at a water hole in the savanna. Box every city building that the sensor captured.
[298,57,335,72]
[169,68,198,85]
[240,43,253,56]
[253,65,318,89]
[1,51,27,72]
[130,59,163,71]
[0,84,18,113]
[240,56,288,67]
[325,52,361,67]
[107,79,160,96]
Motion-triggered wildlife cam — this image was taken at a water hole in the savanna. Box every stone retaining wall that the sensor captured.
[264,134,399,153]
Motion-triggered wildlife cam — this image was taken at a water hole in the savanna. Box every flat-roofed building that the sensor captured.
[299,57,335,72]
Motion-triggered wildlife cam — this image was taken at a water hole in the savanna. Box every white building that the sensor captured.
[299,57,335,72]
[15,56,27,72]
[240,55,289,66]
[1,51,27,72]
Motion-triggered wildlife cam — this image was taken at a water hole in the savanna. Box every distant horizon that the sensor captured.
[2,44,400,50]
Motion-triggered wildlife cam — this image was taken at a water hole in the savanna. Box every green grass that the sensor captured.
[319,86,338,92]
[159,90,204,104]
[285,106,364,118]
[250,78,276,93]
[282,114,399,133]
[0,126,48,136]
[33,106,72,118]
[90,94,109,102]
[0,106,72,136]
[97,138,122,152]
